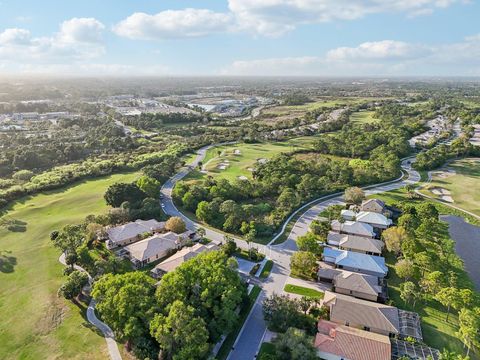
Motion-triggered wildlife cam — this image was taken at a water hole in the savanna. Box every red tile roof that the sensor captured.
[315,320,391,360]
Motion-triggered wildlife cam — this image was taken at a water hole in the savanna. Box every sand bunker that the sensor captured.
[234,149,241,155]
[237,176,248,181]
[430,187,454,203]
[432,169,456,179]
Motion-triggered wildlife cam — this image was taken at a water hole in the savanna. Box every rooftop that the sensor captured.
[124,231,181,262]
[315,320,391,360]
[323,248,388,276]
[334,271,382,296]
[106,219,165,245]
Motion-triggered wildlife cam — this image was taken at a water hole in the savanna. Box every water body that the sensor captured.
[441,215,480,291]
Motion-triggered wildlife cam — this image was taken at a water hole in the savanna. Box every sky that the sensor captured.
[0,0,479,77]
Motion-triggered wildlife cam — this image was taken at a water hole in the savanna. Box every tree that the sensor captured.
[457,308,480,357]
[397,213,420,231]
[394,259,416,280]
[165,216,186,234]
[296,233,321,255]
[150,300,209,360]
[272,327,318,360]
[65,251,78,270]
[92,272,157,344]
[136,176,161,198]
[290,251,317,279]
[104,182,147,208]
[439,349,469,360]
[262,294,314,333]
[382,226,408,256]
[344,187,365,205]
[420,271,444,297]
[435,287,458,322]
[155,251,245,343]
[416,203,439,221]
[222,236,237,256]
[58,270,89,300]
[52,224,84,253]
[309,219,330,239]
[12,169,34,182]
[400,281,419,307]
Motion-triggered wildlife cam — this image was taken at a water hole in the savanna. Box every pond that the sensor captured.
[441,215,480,291]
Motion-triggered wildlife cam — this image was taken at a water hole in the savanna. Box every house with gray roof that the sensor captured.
[327,232,384,256]
[331,220,375,238]
[361,199,386,214]
[333,271,383,302]
[323,248,388,278]
[106,219,165,249]
[356,211,393,231]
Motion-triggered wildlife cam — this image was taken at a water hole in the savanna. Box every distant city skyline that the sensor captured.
[0,0,479,76]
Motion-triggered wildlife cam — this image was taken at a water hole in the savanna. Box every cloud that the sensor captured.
[15,63,170,76]
[58,17,105,44]
[113,8,232,40]
[228,0,466,36]
[221,35,480,76]
[113,1,466,39]
[0,18,106,64]
[326,40,431,61]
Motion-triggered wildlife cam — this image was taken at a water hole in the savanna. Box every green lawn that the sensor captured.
[215,285,262,360]
[350,110,377,124]
[419,158,480,217]
[0,171,140,360]
[257,342,276,360]
[190,137,318,182]
[284,284,324,298]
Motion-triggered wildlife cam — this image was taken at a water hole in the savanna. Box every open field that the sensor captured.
[258,97,376,124]
[0,172,140,360]
[187,136,319,182]
[349,110,377,124]
[419,158,480,216]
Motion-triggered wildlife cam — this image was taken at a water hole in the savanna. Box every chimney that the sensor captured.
[329,328,337,338]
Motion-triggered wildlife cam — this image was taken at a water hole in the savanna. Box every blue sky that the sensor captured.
[0,0,478,76]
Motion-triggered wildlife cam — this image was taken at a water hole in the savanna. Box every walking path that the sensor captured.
[161,144,420,360]
[59,253,122,360]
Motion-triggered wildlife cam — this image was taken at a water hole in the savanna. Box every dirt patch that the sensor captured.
[429,187,454,203]
[431,169,456,179]
[35,296,67,336]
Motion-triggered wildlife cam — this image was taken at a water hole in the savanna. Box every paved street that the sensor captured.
[161,147,420,360]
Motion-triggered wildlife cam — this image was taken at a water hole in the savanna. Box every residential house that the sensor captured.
[106,219,165,249]
[332,271,383,302]
[360,199,386,214]
[331,220,375,238]
[355,211,392,231]
[323,292,423,340]
[123,231,193,268]
[150,242,219,278]
[323,291,400,337]
[340,209,356,221]
[322,248,388,278]
[314,320,391,360]
[327,232,384,256]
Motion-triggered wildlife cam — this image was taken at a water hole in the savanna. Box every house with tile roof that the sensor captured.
[333,271,383,302]
[123,230,193,268]
[323,291,400,337]
[356,211,393,230]
[331,220,375,238]
[327,232,384,256]
[150,242,219,278]
[315,320,391,360]
[361,199,386,214]
[106,219,165,249]
[323,248,388,278]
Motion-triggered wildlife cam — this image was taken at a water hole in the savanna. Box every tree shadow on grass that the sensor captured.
[0,250,17,273]
[0,217,27,232]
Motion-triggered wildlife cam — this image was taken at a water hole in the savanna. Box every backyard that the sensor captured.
[0,171,140,360]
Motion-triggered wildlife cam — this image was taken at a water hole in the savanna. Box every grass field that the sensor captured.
[188,137,318,182]
[419,158,480,216]
[350,110,377,124]
[257,342,276,360]
[283,284,324,298]
[0,171,140,360]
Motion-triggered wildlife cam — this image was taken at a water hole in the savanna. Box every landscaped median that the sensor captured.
[215,285,262,360]
[284,284,324,298]
[259,260,274,278]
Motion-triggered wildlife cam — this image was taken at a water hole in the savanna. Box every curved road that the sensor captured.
[59,253,122,360]
[161,147,420,360]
